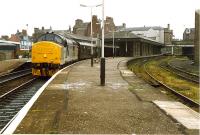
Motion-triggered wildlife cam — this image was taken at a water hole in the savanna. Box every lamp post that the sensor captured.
[100,0,105,86]
[125,31,132,57]
[109,30,116,58]
[112,30,116,58]
[126,32,128,57]
[26,24,30,60]
[80,4,102,67]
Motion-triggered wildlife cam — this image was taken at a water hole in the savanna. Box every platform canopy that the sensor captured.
[104,31,164,46]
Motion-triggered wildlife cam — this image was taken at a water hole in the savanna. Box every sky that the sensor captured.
[0,0,199,39]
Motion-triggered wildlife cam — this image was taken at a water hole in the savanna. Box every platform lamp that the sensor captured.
[80,3,102,67]
[26,24,30,60]
[108,29,117,58]
[100,0,105,86]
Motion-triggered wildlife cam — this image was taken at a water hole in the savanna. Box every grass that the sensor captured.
[127,57,199,103]
[145,57,199,103]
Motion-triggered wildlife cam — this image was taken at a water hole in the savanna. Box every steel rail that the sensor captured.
[0,78,42,132]
[167,61,199,83]
[0,69,32,85]
[0,69,31,78]
[0,78,36,99]
[143,63,200,108]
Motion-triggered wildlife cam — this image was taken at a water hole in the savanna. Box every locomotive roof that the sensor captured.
[37,32,78,46]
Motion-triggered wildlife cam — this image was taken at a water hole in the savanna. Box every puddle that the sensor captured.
[107,82,128,90]
[48,81,92,90]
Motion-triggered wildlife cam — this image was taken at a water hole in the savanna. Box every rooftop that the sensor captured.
[125,26,164,31]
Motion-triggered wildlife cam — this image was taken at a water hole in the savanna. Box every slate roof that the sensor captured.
[73,22,89,29]
[104,31,164,46]
[0,42,16,46]
[0,40,20,45]
[184,28,195,33]
[105,31,139,39]
[125,26,164,31]
[0,41,17,50]
[65,33,93,41]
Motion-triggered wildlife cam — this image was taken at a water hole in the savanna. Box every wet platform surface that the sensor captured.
[11,58,199,134]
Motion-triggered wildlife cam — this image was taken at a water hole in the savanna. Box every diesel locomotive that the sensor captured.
[32,32,96,77]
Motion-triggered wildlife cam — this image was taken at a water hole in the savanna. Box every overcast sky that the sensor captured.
[0,0,199,39]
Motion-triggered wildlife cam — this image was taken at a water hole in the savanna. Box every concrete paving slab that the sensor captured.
[13,58,185,134]
[120,69,136,77]
[153,100,200,129]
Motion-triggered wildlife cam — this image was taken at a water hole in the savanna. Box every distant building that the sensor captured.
[32,26,52,42]
[20,36,32,50]
[86,15,101,37]
[104,16,115,33]
[0,35,9,41]
[9,29,32,51]
[183,28,195,41]
[73,19,89,36]
[194,9,200,65]
[124,24,173,44]
[0,40,19,60]
[53,30,70,35]
[73,15,116,37]
[9,34,20,42]
[116,23,126,31]
[164,24,173,45]
[125,26,164,43]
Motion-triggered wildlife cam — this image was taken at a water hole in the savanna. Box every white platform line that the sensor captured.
[1,61,79,134]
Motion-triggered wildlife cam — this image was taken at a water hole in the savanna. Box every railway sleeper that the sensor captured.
[0,116,10,120]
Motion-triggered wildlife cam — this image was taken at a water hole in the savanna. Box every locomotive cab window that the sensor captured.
[38,33,65,45]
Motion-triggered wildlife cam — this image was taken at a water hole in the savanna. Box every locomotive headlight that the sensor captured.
[43,54,47,58]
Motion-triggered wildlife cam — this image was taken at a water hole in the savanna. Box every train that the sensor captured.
[31,32,97,77]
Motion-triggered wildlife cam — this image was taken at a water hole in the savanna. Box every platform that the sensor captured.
[3,57,199,134]
[153,101,200,129]
[0,58,29,75]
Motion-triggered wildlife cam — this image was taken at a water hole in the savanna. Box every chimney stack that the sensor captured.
[167,24,170,30]
[122,23,126,28]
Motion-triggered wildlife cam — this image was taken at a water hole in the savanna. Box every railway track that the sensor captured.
[159,61,199,84]
[0,69,32,85]
[143,63,200,108]
[128,57,200,108]
[0,78,47,132]
[129,57,160,87]
[168,62,199,83]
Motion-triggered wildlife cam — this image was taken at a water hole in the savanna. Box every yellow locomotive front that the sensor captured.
[32,41,62,76]
[32,33,79,77]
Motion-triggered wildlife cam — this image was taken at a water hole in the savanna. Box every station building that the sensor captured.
[0,40,19,60]
[104,31,163,57]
